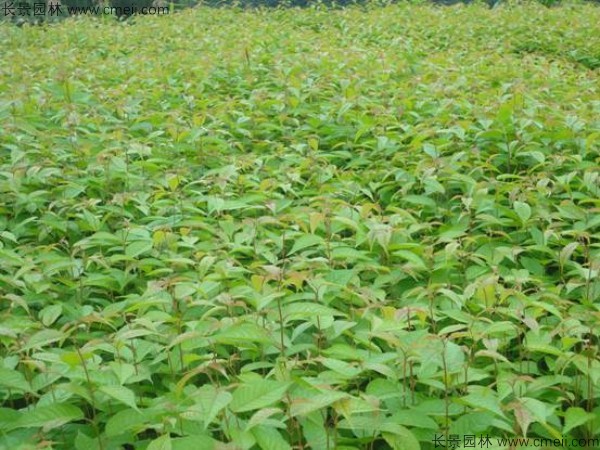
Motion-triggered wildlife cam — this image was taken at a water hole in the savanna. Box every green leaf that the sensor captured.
[186,385,232,429]
[172,435,216,450]
[230,379,291,413]
[290,391,349,417]
[288,234,323,255]
[99,385,139,410]
[563,407,595,435]
[513,400,533,436]
[324,270,355,286]
[214,322,272,346]
[402,195,437,208]
[75,431,102,450]
[13,403,84,431]
[513,201,531,224]
[519,397,554,425]
[560,242,579,267]
[389,411,438,429]
[283,302,344,321]
[245,408,284,431]
[525,332,563,357]
[382,426,420,450]
[173,282,197,299]
[39,304,63,327]
[392,250,427,270]
[449,412,495,436]
[0,407,20,430]
[252,425,292,450]
[105,409,149,437]
[147,434,172,450]
[300,413,331,449]
[125,240,153,258]
[0,368,31,392]
[21,329,65,351]
[460,387,506,419]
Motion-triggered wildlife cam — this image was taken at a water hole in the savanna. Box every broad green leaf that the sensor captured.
[283,302,344,320]
[105,409,149,437]
[125,240,153,258]
[324,270,355,286]
[39,304,62,327]
[75,431,102,450]
[172,435,216,450]
[21,329,65,351]
[213,322,272,346]
[13,403,84,431]
[460,387,506,419]
[300,413,331,449]
[513,400,533,436]
[389,411,438,429]
[99,385,138,410]
[563,407,595,435]
[519,397,554,425]
[0,368,31,392]
[290,391,349,417]
[392,250,427,270]
[382,426,420,450]
[513,201,531,224]
[148,434,172,450]
[0,407,20,430]
[449,412,495,436]
[288,234,323,255]
[245,408,283,431]
[185,385,232,429]
[230,380,291,413]
[252,425,292,450]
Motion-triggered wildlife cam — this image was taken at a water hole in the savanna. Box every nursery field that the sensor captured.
[1,3,600,449]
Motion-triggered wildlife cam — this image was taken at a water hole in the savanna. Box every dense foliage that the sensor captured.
[3,0,599,23]
[1,3,599,449]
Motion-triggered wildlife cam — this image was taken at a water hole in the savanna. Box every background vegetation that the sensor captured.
[1,2,599,449]
[3,0,600,22]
